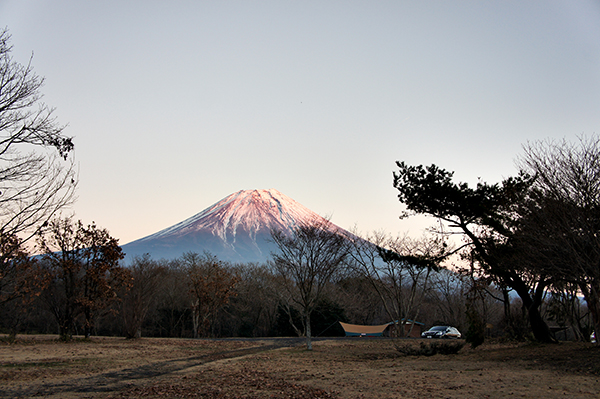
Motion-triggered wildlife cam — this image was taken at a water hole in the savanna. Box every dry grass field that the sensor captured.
[1,335,600,398]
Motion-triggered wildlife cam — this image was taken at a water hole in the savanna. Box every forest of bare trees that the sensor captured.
[0,246,494,341]
[0,198,595,345]
[1,216,591,346]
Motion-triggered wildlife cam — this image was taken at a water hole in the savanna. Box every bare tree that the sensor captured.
[38,217,129,340]
[0,28,76,323]
[348,231,442,336]
[517,135,600,342]
[181,252,239,338]
[270,218,349,350]
[0,232,46,307]
[121,254,167,339]
[545,282,591,342]
[228,263,280,337]
[152,261,190,337]
[0,231,49,339]
[0,28,76,241]
[336,274,384,326]
[426,268,468,329]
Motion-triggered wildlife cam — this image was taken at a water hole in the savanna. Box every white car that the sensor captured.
[421,326,462,339]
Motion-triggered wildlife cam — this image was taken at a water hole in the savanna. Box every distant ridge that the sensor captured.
[121,189,342,263]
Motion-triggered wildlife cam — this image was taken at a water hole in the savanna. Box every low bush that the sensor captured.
[395,340,465,356]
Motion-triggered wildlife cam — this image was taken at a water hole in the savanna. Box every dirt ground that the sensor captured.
[1,335,600,399]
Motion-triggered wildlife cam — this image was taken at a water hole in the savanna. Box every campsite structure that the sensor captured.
[339,320,424,337]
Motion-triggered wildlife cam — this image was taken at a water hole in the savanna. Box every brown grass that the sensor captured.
[1,335,600,398]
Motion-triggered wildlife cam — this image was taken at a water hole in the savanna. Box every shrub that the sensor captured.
[395,340,465,356]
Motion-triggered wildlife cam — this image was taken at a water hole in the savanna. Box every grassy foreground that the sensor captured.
[1,335,600,398]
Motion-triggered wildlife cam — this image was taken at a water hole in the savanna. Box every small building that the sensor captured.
[388,319,424,338]
[339,319,424,338]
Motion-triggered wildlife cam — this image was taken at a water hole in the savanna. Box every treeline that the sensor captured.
[0,246,461,339]
[0,224,592,343]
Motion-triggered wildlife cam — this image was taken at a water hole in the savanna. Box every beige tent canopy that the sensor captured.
[339,322,390,337]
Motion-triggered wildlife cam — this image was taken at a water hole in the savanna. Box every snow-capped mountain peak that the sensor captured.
[121,189,340,263]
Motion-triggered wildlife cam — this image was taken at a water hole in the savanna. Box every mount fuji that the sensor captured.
[121,189,344,263]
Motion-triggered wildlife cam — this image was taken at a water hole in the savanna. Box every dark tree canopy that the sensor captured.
[393,161,555,343]
[394,162,533,235]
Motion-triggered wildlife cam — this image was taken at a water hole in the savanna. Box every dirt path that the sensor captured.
[0,336,302,398]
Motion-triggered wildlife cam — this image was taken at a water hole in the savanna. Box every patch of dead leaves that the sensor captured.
[108,366,337,399]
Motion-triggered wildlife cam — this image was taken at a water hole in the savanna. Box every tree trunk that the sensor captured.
[305,312,312,351]
[283,304,303,337]
[511,276,556,343]
[528,304,554,343]
[84,308,93,339]
[54,304,73,341]
[579,280,600,344]
[502,287,512,325]
[191,300,200,339]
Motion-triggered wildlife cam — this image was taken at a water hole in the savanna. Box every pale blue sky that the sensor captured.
[2,1,600,244]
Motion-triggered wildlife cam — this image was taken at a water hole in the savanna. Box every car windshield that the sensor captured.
[429,326,447,331]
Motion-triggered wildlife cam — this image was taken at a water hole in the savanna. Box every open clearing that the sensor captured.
[1,335,600,398]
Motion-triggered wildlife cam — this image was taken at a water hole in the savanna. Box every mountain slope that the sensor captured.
[121,189,339,263]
